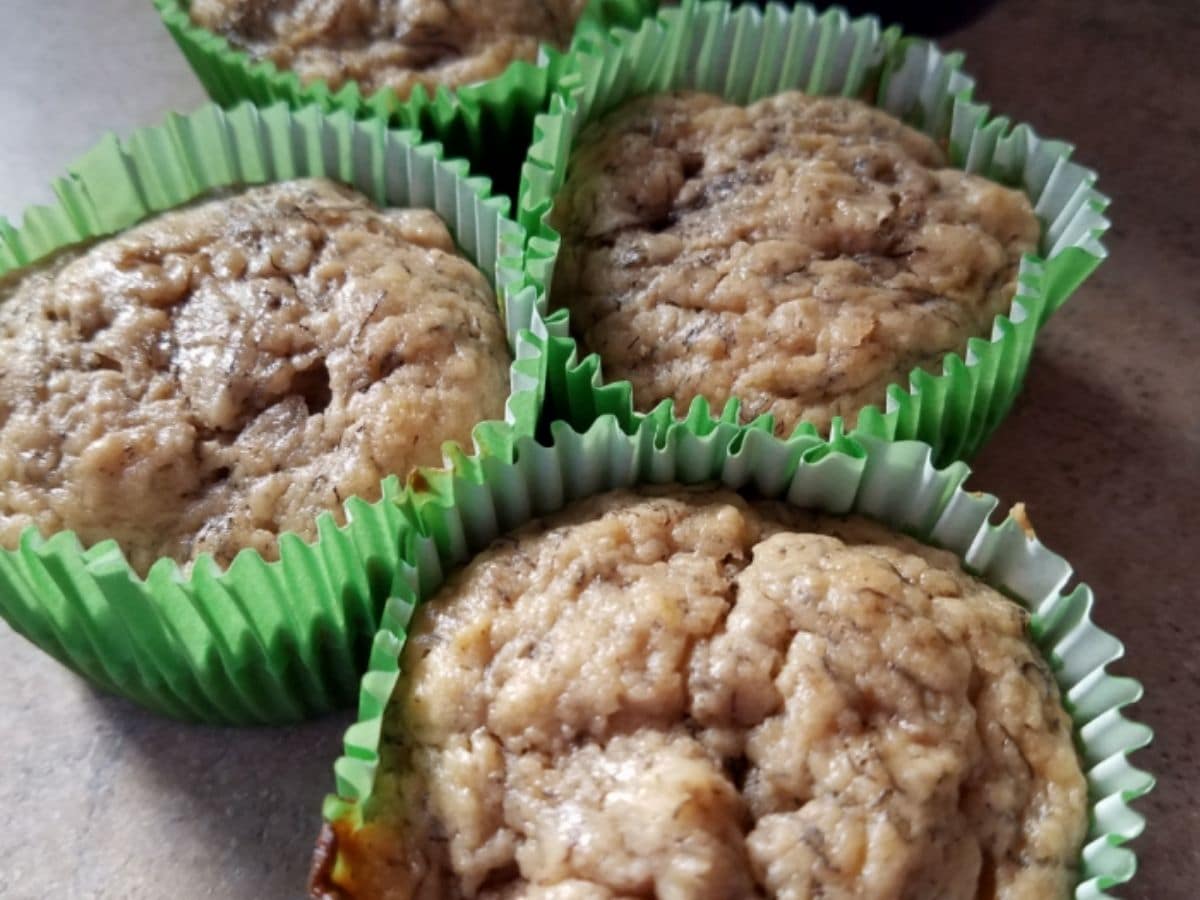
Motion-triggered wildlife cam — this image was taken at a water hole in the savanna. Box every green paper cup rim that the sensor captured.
[0,100,557,724]
[319,412,1153,900]
[517,0,1110,464]
[149,0,661,124]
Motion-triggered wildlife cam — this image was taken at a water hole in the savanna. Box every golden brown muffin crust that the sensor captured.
[0,178,510,574]
[550,91,1040,434]
[328,488,1087,899]
[191,0,589,98]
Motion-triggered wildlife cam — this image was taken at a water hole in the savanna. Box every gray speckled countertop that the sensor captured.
[0,0,1195,897]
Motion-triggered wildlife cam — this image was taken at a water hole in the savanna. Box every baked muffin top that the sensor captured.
[191,0,588,99]
[327,488,1086,899]
[0,178,510,574]
[550,91,1040,435]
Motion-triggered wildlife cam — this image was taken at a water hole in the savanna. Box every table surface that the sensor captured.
[0,1,1196,898]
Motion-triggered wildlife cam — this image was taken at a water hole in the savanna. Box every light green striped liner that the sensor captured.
[0,101,560,724]
[518,0,1110,464]
[150,0,662,198]
[320,415,1152,898]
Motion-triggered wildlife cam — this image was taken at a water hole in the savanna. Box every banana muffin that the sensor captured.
[550,91,1041,434]
[190,0,589,99]
[318,488,1087,899]
[0,178,510,574]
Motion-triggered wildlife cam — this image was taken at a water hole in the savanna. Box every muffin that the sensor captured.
[0,177,510,575]
[189,0,590,100]
[320,488,1087,899]
[550,91,1041,435]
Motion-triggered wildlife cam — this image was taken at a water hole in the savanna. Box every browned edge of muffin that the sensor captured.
[309,823,351,900]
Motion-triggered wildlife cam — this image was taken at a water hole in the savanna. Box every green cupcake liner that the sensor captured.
[150,0,661,199]
[320,412,1152,898]
[0,101,560,725]
[517,0,1109,464]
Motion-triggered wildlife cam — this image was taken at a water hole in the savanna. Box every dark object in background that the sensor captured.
[835,0,1000,35]
[766,0,1003,36]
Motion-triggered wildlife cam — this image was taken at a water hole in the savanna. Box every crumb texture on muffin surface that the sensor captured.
[0,178,510,574]
[189,0,589,98]
[550,91,1040,435]
[331,488,1087,900]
